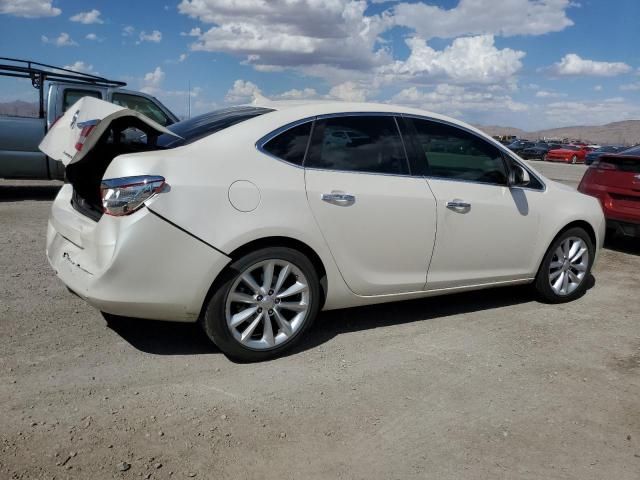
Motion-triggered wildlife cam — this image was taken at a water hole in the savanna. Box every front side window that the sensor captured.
[409,118,508,185]
[306,115,409,175]
[262,121,312,166]
[63,89,102,112]
[112,93,171,126]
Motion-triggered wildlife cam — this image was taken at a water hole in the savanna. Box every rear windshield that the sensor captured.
[620,145,640,156]
[156,106,274,148]
[601,155,640,173]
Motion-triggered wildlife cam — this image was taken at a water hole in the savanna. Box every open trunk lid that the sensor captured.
[39,96,180,165]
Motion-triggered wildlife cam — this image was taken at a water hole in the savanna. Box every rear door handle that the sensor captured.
[321,192,356,206]
[446,200,471,212]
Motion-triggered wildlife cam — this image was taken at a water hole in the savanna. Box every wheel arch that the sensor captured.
[535,219,597,277]
[198,236,329,320]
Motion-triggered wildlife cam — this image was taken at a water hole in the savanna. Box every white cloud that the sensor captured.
[141,67,165,94]
[535,90,567,98]
[63,61,97,74]
[594,85,603,92]
[70,9,102,24]
[122,25,135,37]
[549,53,632,77]
[178,0,392,75]
[620,83,640,92]
[391,84,528,117]
[178,53,187,62]
[328,81,368,102]
[41,32,77,47]
[273,88,320,100]
[180,27,201,37]
[0,0,60,17]
[138,30,162,43]
[543,97,640,126]
[392,0,574,39]
[225,79,262,103]
[85,33,104,41]
[378,35,525,85]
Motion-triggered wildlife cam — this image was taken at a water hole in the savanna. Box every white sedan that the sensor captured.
[41,97,605,361]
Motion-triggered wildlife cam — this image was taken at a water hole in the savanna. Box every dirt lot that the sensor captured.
[1,163,639,480]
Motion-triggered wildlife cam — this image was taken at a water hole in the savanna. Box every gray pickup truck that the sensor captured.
[0,58,178,180]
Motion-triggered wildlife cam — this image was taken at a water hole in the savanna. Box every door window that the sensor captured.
[307,116,409,175]
[63,89,102,112]
[111,93,171,126]
[409,118,508,185]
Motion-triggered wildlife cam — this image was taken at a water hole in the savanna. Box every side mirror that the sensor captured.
[509,164,531,187]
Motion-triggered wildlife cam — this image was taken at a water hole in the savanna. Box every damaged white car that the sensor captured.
[42,97,605,361]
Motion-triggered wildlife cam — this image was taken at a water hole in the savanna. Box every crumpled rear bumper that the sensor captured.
[46,185,231,321]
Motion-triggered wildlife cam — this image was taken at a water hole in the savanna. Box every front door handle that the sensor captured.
[446,200,471,212]
[321,192,356,206]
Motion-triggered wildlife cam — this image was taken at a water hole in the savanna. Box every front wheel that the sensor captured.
[534,227,594,303]
[202,247,321,362]
[571,155,578,164]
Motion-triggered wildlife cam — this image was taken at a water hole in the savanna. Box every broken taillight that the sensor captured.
[100,176,166,216]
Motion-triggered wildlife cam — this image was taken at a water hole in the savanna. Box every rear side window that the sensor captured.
[63,89,102,112]
[307,115,409,175]
[262,122,312,166]
[409,118,508,185]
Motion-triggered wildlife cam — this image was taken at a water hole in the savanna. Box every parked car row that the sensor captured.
[507,140,634,165]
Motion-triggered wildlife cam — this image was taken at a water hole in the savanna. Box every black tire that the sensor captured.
[201,247,321,362]
[534,227,594,303]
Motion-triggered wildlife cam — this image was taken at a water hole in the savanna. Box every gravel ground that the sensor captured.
[1,163,639,480]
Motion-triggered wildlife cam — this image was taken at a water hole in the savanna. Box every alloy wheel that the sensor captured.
[548,236,589,296]
[225,259,310,350]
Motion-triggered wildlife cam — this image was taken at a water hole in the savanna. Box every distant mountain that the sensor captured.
[477,120,640,146]
[0,100,39,118]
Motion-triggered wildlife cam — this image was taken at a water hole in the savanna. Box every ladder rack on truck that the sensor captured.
[0,57,127,119]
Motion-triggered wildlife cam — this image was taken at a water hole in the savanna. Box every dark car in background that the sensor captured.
[584,145,627,165]
[578,145,640,237]
[506,140,535,154]
[520,142,562,161]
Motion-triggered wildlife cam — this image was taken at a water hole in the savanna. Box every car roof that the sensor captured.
[248,99,495,142]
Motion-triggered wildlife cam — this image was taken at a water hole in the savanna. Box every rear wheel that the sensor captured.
[534,227,594,303]
[202,247,320,362]
[542,153,548,161]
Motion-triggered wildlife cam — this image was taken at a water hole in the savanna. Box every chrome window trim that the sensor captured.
[401,113,547,192]
[255,111,546,190]
[256,112,412,177]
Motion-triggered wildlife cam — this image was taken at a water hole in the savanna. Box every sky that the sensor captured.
[1,0,639,130]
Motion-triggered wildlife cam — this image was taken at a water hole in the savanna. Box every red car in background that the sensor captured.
[578,146,640,237]
[546,144,590,164]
